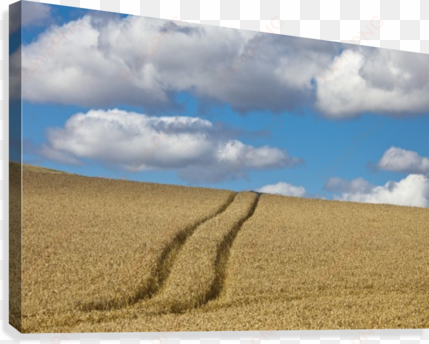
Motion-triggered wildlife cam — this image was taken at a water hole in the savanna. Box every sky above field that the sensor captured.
[10,1,429,207]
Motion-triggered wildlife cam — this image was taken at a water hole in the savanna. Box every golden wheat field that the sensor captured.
[10,162,429,332]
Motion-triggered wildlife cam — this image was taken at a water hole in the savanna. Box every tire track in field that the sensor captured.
[81,192,237,311]
[153,192,238,297]
[149,192,260,314]
[206,192,260,303]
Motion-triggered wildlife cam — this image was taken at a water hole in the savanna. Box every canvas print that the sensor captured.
[9,0,429,333]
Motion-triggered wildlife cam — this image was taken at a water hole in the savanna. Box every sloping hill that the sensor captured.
[11,163,429,332]
[10,161,69,175]
[16,164,234,332]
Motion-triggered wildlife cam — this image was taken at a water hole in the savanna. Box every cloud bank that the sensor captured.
[11,10,429,118]
[40,109,303,183]
[326,175,429,208]
[12,15,336,113]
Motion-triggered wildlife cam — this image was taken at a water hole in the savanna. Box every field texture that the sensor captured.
[16,166,429,332]
[10,162,23,330]
[20,166,234,332]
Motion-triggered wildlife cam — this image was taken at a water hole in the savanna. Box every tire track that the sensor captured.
[206,192,260,303]
[150,192,260,313]
[152,192,237,296]
[80,192,237,311]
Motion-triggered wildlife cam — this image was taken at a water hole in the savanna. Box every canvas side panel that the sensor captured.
[9,0,22,333]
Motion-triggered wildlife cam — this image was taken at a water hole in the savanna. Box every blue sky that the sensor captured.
[11,2,429,207]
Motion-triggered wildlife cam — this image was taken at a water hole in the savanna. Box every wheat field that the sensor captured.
[11,163,429,332]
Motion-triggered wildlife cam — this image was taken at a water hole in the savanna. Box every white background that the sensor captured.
[1,0,429,342]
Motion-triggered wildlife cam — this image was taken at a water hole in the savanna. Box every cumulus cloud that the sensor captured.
[376,147,429,174]
[11,13,338,113]
[39,109,303,183]
[256,182,307,197]
[328,175,429,208]
[315,48,429,118]
[10,2,52,34]
[11,12,429,118]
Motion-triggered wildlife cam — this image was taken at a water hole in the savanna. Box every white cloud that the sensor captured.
[11,13,429,118]
[376,147,429,174]
[256,182,307,197]
[315,47,429,118]
[10,2,52,34]
[11,14,336,113]
[40,109,303,183]
[329,175,429,208]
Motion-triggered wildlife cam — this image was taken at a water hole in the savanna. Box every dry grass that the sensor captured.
[20,168,234,332]
[210,194,429,329]
[15,166,429,333]
[9,162,22,331]
[10,161,68,175]
[150,192,258,313]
